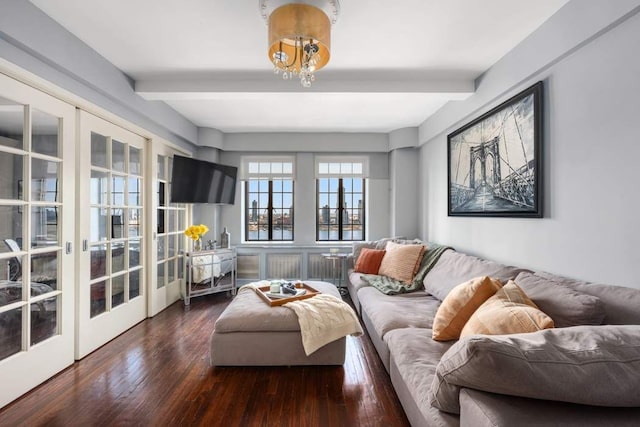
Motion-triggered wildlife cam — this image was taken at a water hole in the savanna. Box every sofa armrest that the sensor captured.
[460,388,640,427]
[346,254,354,270]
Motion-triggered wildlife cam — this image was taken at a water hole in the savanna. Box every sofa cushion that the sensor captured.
[352,241,378,263]
[378,241,425,284]
[354,248,386,274]
[423,250,529,301]
[373,236,412,250]
[386,328,458,427]
[460,281,554,338]
[347,269,370,313]
[460,388,640,427]
[430,325,640,414]
[357,287,441,338]
[432,276,503,341]
[533,271,640,325]
[515,271,606,327]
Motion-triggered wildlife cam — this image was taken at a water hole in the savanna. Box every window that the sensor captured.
[316,158,368,241]
[241,157,295,241]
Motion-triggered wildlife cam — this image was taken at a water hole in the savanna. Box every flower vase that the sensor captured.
[194,239,202,252]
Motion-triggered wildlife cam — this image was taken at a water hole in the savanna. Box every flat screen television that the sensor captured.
[170,155,238,204]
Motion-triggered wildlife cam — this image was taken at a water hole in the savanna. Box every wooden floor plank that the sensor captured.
[0,292,410,427]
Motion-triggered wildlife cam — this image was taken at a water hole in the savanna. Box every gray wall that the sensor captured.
[218,149,391,247]
[192,147,221,242]
[419,2,640,289]
[389,127,420,238]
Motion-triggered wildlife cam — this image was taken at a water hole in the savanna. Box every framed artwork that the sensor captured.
[448,81,543,217]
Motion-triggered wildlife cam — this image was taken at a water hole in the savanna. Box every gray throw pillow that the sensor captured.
[515,271,606,327]
[429,325,640,414]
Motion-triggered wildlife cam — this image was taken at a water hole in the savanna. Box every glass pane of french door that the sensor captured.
[77,111,146,359]
[150,149,187,316]
[0,73,75,408]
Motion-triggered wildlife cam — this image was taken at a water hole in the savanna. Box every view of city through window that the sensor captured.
[245,179,293,241]
[317,178,365,241]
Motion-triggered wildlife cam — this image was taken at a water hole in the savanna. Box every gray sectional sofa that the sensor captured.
[347,240,640,426]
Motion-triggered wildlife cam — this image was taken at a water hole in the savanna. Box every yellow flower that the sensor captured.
[184,224,208,240]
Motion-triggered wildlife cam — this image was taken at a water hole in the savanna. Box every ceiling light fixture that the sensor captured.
[260,0,340,87]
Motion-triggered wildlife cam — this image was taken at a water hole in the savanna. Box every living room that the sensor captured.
[0,0,639,425]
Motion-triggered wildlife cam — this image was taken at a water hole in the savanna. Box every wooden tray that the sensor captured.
[256,283,321,307]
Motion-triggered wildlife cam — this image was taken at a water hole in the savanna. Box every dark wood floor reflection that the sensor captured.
[0,293,410,427]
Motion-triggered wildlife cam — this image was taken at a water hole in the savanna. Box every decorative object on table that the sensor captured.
[205,239,217,250]
[220,226,230,248]
[184,224,209,251]
[259,0,340,87]
[448,81,543,217]
[253,281,321,307]
[270,281,281,294]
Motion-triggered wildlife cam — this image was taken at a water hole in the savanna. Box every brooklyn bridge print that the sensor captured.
[448,82,542,217]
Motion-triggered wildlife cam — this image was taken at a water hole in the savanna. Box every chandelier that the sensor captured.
[260,0,340,87]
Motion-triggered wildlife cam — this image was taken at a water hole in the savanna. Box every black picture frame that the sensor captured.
[448,81,543,217]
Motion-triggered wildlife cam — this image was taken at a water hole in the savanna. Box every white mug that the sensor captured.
[270,282,281,293]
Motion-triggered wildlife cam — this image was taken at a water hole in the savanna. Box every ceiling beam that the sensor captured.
[135,72,475,100]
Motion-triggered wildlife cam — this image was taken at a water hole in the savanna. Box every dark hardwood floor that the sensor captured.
[0,293,410,427]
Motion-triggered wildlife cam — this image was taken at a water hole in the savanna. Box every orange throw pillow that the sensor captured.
[460,280,554,337]
[432,276,503,341]
[354,248,386,274]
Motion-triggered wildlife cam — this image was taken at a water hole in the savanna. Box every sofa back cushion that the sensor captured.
[460,281,554,338]
[351,236,410,263]
[352,241,378,264]
[532,271,640,325]
[515,271,606,327]
[432,276,503,341]
[430,325,640,414]
[423,250,530,301]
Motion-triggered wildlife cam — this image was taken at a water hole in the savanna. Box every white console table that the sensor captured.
[183,247,237,305]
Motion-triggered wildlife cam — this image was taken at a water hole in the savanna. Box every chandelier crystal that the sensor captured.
[260,0,340,87]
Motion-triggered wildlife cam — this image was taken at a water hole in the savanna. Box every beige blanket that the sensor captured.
[284,294,363,356]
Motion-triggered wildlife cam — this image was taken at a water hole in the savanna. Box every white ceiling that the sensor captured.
[30,0,568,134]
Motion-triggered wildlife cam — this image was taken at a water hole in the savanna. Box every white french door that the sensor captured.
[0,73,75,407]
[76,111,146,359]
[149,144,188,316]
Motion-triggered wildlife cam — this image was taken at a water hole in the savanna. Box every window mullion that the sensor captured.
[315,180,320,241]
[244,181,249,241]
[338,179,343,241]
[267,180,273,240]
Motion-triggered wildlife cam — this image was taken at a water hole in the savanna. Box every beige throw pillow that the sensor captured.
[432,276,503,341]
[377,241,425,284]
[460,280,554,337]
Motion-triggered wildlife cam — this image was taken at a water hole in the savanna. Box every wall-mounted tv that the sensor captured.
[170,155,238,204]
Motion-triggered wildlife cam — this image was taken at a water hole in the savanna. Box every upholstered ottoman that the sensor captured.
[210,280,346,366]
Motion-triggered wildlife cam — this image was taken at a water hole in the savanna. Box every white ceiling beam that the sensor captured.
[135,74,475,100]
